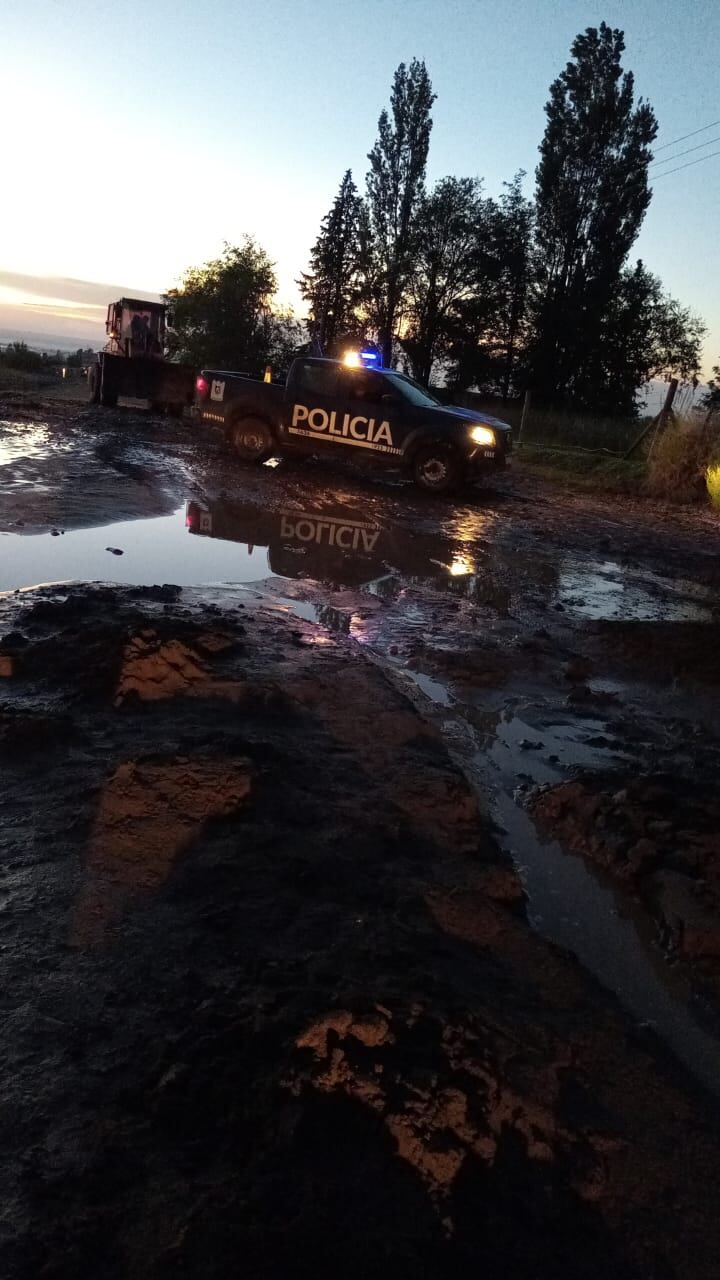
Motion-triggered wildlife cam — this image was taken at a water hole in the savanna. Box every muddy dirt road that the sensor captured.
[2,396,720,1278]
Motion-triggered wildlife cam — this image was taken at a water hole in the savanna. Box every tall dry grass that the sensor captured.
[706,462,720,510]
[645,416,720,503]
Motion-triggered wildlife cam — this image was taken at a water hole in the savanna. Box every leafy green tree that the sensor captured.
[530,23,658,407]
[264,310,307,377]
[401,177,486,385]
[298,170,363,353]
[577,260,705,416]
[364,59,436,366]
[165,238,277,370]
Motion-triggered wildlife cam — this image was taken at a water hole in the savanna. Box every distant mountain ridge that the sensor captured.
[0,327,101,353]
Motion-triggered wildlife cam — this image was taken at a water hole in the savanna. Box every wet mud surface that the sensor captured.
[2,395,720,1276]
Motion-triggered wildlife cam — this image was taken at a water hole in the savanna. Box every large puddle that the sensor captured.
[0,497,494,597]
[2,496,715,624]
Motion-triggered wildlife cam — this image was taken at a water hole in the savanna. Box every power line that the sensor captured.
[651,147,720,179]
[653,119,720,153]
[651,134,720,169]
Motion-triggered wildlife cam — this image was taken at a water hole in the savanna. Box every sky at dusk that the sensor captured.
[1,0,718,374]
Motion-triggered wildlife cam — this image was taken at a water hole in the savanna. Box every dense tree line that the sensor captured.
[300,27,705,417]
[164,24,705,416]
[0,343,95,372]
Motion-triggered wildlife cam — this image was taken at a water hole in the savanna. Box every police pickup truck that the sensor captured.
[195,356,511,493]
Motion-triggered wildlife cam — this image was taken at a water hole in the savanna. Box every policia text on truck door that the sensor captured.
[195,357,511,494]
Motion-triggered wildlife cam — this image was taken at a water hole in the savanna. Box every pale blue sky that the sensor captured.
[1,0,718,371]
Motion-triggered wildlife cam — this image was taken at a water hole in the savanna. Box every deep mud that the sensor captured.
[2,395,720,1277]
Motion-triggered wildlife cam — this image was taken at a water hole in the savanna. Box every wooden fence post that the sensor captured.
[624,378,678,460]
[517,390,531,446]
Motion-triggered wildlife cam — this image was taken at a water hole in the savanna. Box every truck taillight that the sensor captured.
[196,376,209,399]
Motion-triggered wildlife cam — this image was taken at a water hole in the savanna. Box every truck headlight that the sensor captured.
[469,425,496,447]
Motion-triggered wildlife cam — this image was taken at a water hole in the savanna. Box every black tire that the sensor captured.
[167,403,184,420]
[229,416,274,463]
[100,387,118,408]
[88,363,101,404]
[412,442,464,494]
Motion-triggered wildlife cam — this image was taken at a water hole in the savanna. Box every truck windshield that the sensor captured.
[383,372,441,409]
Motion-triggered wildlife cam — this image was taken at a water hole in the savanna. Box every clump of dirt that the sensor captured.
[114,629,246,705]
[69,757,253,945]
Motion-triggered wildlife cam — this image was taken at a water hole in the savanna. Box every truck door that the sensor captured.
[282,360,341,453]
[336,368,405,461]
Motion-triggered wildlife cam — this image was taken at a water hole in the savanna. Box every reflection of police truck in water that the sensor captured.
[195,354,512,494]
[87,299,195,416]
[185,497,493,595]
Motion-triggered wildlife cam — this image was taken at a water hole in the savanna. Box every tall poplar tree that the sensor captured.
[530,23,658,406]
[364,59,435,367]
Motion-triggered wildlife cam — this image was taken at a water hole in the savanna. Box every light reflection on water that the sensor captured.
[560,557,713,621]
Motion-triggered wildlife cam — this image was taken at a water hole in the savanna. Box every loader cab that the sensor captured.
[104,299,166,359]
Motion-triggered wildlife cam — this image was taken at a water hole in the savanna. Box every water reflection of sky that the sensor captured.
[0,507,271,594]
[559,557,713,622]
[0,422,53,468]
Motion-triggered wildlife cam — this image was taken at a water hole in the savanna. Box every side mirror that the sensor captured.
[381,393,400,406]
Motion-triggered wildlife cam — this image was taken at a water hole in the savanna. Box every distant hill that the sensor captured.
[0,327,101,354]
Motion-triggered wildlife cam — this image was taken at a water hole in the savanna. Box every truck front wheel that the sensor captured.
[229,417,273,463]
[412,443,464,495]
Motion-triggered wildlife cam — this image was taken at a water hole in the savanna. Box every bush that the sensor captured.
[706,462,720,510]
[645,417,720,503]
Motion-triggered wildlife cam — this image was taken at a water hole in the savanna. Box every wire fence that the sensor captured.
[450,391,641,455]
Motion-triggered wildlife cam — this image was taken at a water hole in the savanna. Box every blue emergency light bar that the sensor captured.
[342,344,383,370]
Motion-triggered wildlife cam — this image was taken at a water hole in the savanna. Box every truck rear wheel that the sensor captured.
[229,417,273,463]
[412,443,464,495]
[88,364,101,404]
